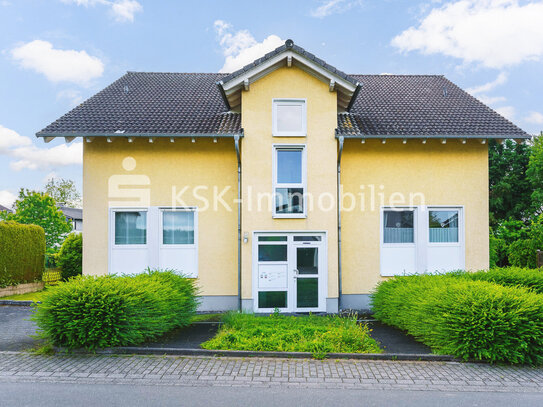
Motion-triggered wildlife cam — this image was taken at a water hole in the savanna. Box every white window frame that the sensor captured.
[272,98,307,137]
[272,144,307,219]
[381,207,417,248]
[110,208,149,249]
[108,206,199,277]
[159,207,198,248]
[379,205,465,276]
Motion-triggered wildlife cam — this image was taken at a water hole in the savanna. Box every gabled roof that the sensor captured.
[37,72,241,139]
[217,39,360,111]
[35,41,530,141]
[59,206,82,220]
[0,204,12,213]
[338,75,529,138]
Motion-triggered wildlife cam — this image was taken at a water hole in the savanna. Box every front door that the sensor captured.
[253,233,326,313]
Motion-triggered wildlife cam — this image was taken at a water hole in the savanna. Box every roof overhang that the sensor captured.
[335,132,532,143]
[217,49,360,111]
[35,132,244,143]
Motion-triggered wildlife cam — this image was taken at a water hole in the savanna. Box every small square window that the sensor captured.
[162,210,195,245]
[383,210,414,243]
[429,210,459,243]
[273,100,306,137]
[114,211,147,245]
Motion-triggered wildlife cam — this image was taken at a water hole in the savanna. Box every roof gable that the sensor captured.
[217,39,360,111]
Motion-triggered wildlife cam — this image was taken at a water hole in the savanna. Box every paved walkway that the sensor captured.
[0,306,40,351]
[1,352,543,393]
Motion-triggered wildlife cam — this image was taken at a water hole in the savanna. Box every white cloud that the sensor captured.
[214,20,284,73]
[495,106,516,121]
[11,40,104,86]
[10,142,83,171]
[61,0,142,22]
[466,72,507,95]
[310,0,355,18]
[0,125,32,154]
[391,0,543,69]
[57,89,84,107]
[110,0,142,22]
[43,171,58,183]
[525,111,543,124]
[477,95,507,105]
[0,190,16,209]
[0,125,82,171]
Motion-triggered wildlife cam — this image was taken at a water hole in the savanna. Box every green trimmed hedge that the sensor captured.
[462,267,543,294]
[34,270,198,350]
[372,274,543,364]
[0,221,45,288]
[57,233,82,281]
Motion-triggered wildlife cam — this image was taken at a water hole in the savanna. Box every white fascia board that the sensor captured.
[221,50,357,94]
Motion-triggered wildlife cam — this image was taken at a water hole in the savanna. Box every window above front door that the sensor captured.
[272,99,307,137]
[273,145,307,218]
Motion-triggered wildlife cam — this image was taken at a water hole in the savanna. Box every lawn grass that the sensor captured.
[201,312,382,357]
[1,268,61,301]
[1,290,45,301]
[191,313,223,323]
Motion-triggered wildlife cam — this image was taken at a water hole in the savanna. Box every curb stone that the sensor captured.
[0,300,39,306]
[55,346,458,362]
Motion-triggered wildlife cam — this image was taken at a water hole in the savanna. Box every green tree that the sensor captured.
[488,139,532,226]
[57,233,82,280]
[0,189,72,250]
[44,178,82,208]
[527,133,543,216]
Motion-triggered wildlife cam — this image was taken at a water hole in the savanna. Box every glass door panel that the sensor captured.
[296,247,319,309]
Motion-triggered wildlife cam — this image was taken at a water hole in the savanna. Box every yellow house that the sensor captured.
[37,40,530,313]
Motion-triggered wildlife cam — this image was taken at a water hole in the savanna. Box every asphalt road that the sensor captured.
[1,382,542,407]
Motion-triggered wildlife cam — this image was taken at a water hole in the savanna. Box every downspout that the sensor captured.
[234,134,242,310]
[337,134,344,311]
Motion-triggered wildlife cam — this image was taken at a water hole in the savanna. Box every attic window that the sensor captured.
[273,99,306,137]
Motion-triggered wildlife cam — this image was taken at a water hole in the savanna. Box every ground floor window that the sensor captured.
[109,207,198,276]
[380,206,464,276]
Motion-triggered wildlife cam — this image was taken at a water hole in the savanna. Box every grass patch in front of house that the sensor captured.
[191,313,223,323]
[201,312,382,357]
[1,290,46,301]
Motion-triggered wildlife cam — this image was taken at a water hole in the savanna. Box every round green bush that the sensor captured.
[372,274,543,365]
[57,233,82,281]
[34,270,199,350]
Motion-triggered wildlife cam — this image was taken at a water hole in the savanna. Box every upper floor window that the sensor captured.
[273,99,306,137]
[273,145,306,218]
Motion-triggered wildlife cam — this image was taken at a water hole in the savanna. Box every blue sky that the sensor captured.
[1,0,542,208]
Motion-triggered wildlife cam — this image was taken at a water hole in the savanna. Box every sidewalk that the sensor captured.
[1,352,542,393]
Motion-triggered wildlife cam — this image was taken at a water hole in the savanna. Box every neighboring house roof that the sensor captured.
[59,206,83,221]
[0,204,12,213]
[36,43,530,140]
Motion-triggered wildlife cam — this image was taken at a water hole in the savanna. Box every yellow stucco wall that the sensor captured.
[82,66,491,302]
[240,66,339,300]
[82,137,238,296]
[341,138,489,294]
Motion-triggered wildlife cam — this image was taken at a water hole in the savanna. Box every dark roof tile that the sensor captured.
[37,73,529,138]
